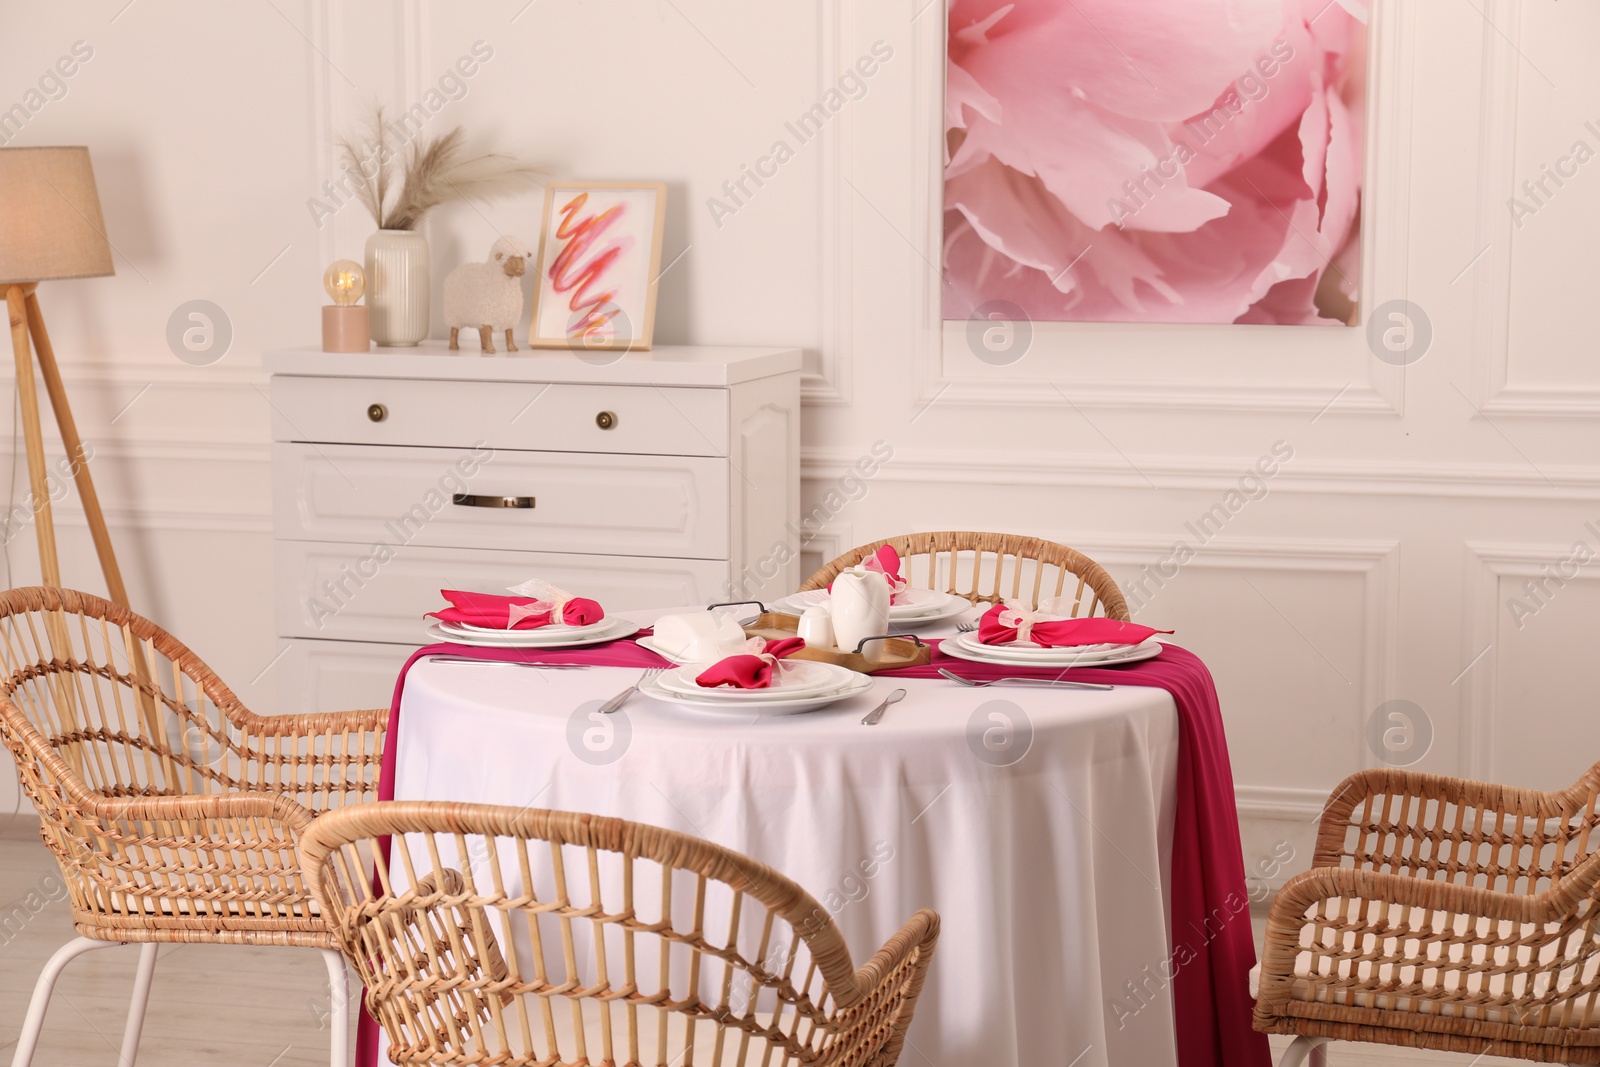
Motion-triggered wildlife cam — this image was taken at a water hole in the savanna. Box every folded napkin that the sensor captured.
[695,636,807,689]
[828,544,908,603]
[977,601,1171,648]
[428,582,605,631]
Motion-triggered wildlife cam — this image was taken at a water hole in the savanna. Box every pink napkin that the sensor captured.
[694,636,807,689]
[976,602,1171,647]
[828,544,908,603]
[862,544,906,594]
[428,589,605,631]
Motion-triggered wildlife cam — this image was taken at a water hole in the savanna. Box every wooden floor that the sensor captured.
[0,819,1526,1067]
[0,821,355,1067]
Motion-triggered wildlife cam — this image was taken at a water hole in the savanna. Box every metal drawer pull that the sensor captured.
[452,493,535,509]
[367,403,388,422]
[595,410,617,430]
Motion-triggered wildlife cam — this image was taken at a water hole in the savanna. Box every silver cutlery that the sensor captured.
[937,667,1114,691]
[600,668,664,714]
[956,621,979,633]
[861,688,906,726]
[429,656,588,669]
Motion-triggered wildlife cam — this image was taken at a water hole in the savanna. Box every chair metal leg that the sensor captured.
[116,942,159,1067]
[10,936,125,1067]
[12,936,350,1067]
[320,948,351,1067]
[1281,1035,1330,1067]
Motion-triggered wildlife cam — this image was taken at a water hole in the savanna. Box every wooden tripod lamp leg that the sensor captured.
[5,285,62,588]
[6,284,86,751]
[23,290,131,608]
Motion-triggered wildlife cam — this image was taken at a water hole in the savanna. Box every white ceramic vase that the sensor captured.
[830,567,890,658]
[364,229,429,346]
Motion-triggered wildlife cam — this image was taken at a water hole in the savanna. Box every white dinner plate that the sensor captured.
[769,588,969,626]
[952,631,1140,660]
[425,618,640,649]
[640,670,873,716]
[941,636,1165,669]
[444,617,615,639]
[656,660,858,701]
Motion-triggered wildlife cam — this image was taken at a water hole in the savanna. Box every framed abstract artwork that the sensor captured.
[944,0,1368,327]
[529,180,667,350]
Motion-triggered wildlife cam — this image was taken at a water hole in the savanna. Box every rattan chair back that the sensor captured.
[800,531,1129,619]
[300,800,940,1066]
[1256,763,1600,1062]
[0,585,385,947]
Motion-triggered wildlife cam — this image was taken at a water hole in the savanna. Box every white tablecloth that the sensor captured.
[388,613,1182,1066]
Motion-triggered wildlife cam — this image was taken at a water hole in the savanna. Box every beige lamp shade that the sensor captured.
[0,146,115,285]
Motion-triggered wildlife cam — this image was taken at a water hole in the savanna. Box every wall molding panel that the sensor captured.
[1067,535,1400,753]
[1462,541,1600,780]
[1472,1,1600,417]
[801,446,1600,500]
[1235,784,1335,825]
[805,0,852,407]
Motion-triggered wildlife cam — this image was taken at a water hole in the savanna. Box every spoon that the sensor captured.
[860,688,906,726]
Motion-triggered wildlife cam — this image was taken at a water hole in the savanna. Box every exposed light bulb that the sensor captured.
[322,260,366,307]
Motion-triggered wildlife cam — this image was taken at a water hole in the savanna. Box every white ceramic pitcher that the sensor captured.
[830,566,890,657]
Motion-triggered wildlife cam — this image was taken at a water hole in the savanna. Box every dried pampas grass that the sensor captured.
[338,108,543,230]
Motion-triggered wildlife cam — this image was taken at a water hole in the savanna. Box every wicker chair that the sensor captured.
[0,586,386,1067]
[800,531,1129,619]
[299,800,941,1067]
[1255,763,1600,1065]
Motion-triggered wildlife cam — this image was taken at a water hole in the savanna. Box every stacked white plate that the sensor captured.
[770,588,969,627]
[425,617,640,649]
[940,629,1164,669]
[640,660,872,716]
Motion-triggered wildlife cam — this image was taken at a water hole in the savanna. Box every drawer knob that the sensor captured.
[367,403,388,423]
[452,493,535,509]
[595,410,617,430]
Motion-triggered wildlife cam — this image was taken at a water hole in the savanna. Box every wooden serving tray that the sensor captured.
[741,611,931,674]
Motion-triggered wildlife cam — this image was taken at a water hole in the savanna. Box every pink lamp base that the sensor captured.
[322,306,371,352]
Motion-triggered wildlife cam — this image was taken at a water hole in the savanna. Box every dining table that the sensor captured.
[358,603,1260,1067]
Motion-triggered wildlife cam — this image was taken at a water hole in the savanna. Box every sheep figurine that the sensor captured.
[444,235,529,353]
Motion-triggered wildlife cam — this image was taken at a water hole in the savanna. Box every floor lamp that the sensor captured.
[0,146,127,606]
[0,148,172,1067]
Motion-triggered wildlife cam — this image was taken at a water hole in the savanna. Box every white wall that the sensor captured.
[2,0,1598,903]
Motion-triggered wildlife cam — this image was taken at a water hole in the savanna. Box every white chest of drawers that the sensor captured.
[264,342,801,711]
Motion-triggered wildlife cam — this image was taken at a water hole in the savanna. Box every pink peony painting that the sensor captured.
[944,0,1367,326]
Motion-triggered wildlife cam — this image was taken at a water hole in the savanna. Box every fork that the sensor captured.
[956,621,979,633]
[936,667,1114,691]
[429,656,588,669]
[600,668,664,714]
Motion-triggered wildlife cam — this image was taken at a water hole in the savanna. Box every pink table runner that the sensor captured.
[356,638,1266,1067]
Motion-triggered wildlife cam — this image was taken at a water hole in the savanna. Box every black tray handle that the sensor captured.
[853,633,928,654]
[704,600,768,615]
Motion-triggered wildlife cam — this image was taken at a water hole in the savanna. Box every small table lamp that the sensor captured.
[0,146,132,605]
[322,258,370,351]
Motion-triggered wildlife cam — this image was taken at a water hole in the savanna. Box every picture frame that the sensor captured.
[943,7,1367,328]
[528,180,667,351]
